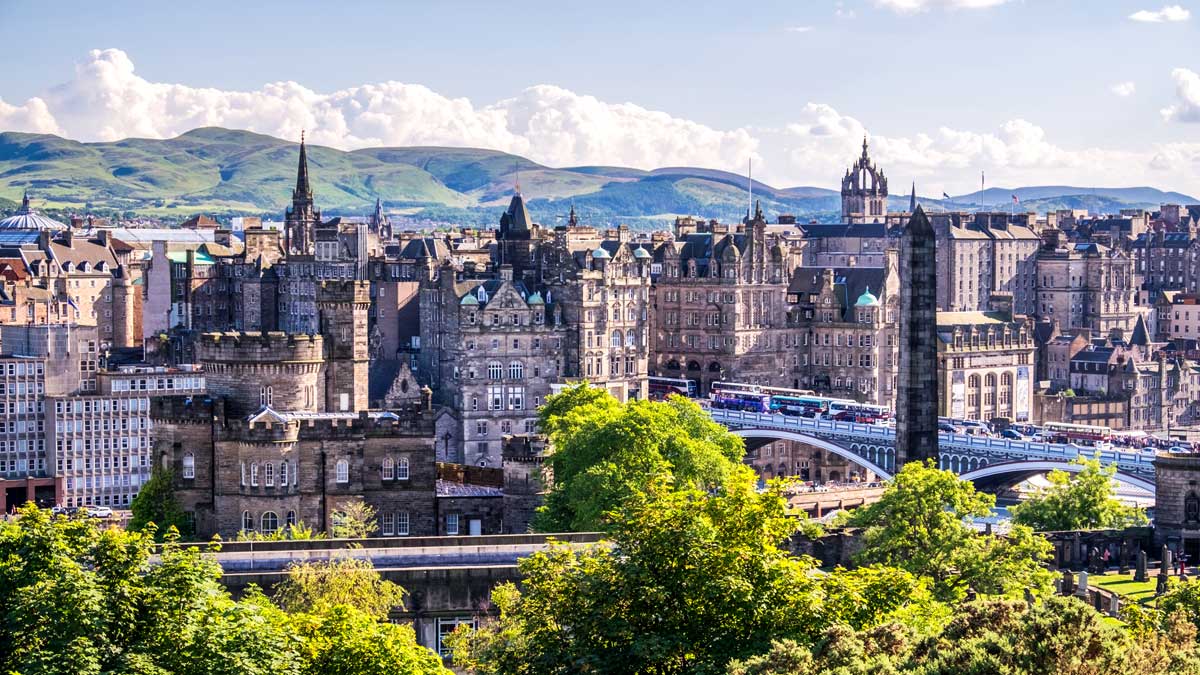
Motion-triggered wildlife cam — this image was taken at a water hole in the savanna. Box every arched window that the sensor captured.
[264,462,274,486]
[687,360,701,371]
[260,512,279,535]
[382,457,394,480]
[967,375,981,411]
[397,457,410,481]
[335,459,349,483]
[286,510,296,527]
[626,331,636,347]
[666,359,681,370]
[611,330,622,348]
[487,362,503,380]
[509,361,524,380]
[708,361,722,373]
[279,461,288,486]
[182,453,195,479]
[250,462,259,486]
[984,373,997,406]
[241,511,252,532]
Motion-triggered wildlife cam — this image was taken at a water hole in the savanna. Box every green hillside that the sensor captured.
[0,127,1191,227]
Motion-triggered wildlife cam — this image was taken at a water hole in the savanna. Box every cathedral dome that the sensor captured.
[855,286,880,307]
[0,193,68,232]
[591,247,611,259]
[632,246,651,259]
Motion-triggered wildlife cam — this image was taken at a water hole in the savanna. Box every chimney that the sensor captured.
[498,264,513,282]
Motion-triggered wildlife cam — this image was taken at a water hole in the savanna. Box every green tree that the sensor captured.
[818,565,947,634]
[453,469,835,675]
[273,556,405,620]
[848,461,1053,600]
[1009,455,1148,531]
[331,500,377,539]
[534,384,744,532]
[292,605,450,675]
[128,465,192,539]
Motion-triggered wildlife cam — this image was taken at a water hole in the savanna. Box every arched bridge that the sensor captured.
[709,409,1158,495]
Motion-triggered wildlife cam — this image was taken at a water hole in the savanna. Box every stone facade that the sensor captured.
[1035,233,1138,335]
[936,301,1036,423]
[896,207,939,465]
[1154,452,1200,558]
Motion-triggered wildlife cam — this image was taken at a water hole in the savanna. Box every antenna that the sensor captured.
[748,158,753,218]
[514,160,521,194]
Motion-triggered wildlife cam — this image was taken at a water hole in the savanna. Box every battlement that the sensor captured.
[196,331,325,363]
[151,395,222,423]
[219,407,433,440]
[316,279,370,304]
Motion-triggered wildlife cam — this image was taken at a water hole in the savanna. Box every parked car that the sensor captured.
[86,505,113,519]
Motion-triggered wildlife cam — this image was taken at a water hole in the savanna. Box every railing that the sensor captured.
[708,408,1154,474]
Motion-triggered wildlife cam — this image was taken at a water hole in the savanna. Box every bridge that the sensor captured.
[708,408,1158,495]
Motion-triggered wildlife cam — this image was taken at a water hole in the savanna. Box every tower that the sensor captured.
[896,206,939,466]
[497,190,538,280]
[317,280,370,412]
[841,137,888,223]
[285,133,321,257]
[371,197,392,240]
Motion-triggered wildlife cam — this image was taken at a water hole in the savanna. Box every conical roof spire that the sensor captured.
[910,182,917,212]
[294,131,311,199]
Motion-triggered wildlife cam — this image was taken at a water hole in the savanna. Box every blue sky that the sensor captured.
[1,0,1198,195]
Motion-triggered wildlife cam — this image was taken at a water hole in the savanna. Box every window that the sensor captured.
[437,618,475,658]
[335,459,349,483]
[265,462,274,486]
[611,330,622,348]
[241,511,253,532]
[397,457,409,480]
[240,461,246,486]
[397,511,410,536]
[382,456,394,480]
[182,453,195,479]
[250,463,259,486]
[382,512,395,536]
[509,361,524,379]
[259,385,273,407]
[286,510,296,527]
[446,513,459,535]
[280,461,288,486]
[488,362,503,380]
[260,511,279,535]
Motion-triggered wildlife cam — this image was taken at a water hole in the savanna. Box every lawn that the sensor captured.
[1091,572,1159,607]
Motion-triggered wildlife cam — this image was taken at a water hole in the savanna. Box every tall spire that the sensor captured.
[18,190,30,214]
[294,131,311,199]
[862,136,870,161]
[910,182,917,212]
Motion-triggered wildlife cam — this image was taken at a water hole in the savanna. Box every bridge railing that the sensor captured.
[708,408,1155,473]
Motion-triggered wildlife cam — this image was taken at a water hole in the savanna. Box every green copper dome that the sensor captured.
[854,286,880,307]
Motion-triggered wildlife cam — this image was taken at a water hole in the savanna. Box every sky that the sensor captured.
[1,0,1199,197]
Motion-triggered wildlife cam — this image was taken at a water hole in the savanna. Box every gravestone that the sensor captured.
[1110,594,1120,617]
[1163,545,1173,576]
[1061,570,1075,596]
[1118,542,1129,575]
[1077,570,1089,597]
[1135,549,1148,583]
[1157,571,1169,596]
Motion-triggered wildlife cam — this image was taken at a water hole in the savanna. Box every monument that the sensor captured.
[895,206,939,466]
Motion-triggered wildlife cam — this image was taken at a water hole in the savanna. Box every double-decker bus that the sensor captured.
[647,376,698,400]
[1043,422,1113,450]
[827,400,891,424]
[770,395,834,418]
[710,390,771,413]
[710,381,815,398]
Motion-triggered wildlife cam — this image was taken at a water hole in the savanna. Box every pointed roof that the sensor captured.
[1129,314,1150,347]
[18,190,31,214]
[500,191,532,236]
[910,182,917,212]
[293,132,312,200]
[904,205,934,238]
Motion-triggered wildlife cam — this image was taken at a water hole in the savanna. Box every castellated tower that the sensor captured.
[196,332,325,416]
[317,279,370,412]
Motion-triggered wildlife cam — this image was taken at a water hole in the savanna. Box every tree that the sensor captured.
[848,461,1053,600]
[534,384,744,531]
[292,605,450,675]
[273,556,405,620]
[331,500,377,539]
[1009,455,1148,531]
[128,465,192,539]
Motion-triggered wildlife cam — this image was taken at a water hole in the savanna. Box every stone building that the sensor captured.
[929,212,1041,315]
[1035,233,1138,335]
[1154,452,1200,557]
[936,300,1035,423]
[840,138,889,223]
[896,207,939,465]
[649,203,794,393]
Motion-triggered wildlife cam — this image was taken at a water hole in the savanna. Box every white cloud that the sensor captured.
[1129,5,1191,22]
[1162,68,1200,122]
[1111,81,1137,97]
[0,48,1198,197]
[785,25,815,32]
[874,0,1010,13]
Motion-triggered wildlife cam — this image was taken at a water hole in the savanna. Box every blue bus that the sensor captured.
[710,390,771,413]
[770,395,833,417]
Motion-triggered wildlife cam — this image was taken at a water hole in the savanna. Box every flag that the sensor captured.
[943,192,951,200]
[1012,194,1020,203]
[66,296,78,310]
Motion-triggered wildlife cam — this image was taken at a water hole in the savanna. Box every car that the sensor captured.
[1000,429,1026,440]
[86,505,113,519]
[938,422,959,433]
[1141,447,1159,454]
[1170,446,1191,454]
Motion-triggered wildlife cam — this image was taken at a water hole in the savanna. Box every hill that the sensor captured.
[0,127,1192,227]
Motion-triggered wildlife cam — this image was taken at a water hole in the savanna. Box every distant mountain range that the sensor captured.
[0,127,1194,228]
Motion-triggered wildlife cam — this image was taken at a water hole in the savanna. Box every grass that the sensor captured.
[1091,572,1160,607]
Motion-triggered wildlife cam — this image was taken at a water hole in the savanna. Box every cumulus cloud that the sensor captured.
[0,48,1198,196]
[874,0,1010,13]
[1129,5,1191,22]
[784,25,815,32]
[1162,68,1200,122]
[1111,81,1137,97]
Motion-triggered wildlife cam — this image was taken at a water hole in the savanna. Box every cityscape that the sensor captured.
[2,1,1200,673]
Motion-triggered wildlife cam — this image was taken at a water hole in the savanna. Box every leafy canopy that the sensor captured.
[534,384,744,531]
[128,465,192,540]
[1008,455,1148,531]
[848,461,1054,601]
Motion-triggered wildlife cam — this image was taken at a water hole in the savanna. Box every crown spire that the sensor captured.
[862,136,869,160]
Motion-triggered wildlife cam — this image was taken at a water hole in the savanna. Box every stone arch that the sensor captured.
[730,429,893,479]
[960,460,1155,495]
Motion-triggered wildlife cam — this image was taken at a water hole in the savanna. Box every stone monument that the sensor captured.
[1135,548,1148,583]
[895,206,939,466]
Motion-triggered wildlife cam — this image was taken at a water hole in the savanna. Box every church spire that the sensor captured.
[910,182,917,212]
[294,131,312,200]
[862,136,870,161]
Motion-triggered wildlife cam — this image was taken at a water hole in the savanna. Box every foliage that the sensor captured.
[235,521,324,541]
[128,465,192,540]
[1159,577,1200,635]
[848,461,1054,600]
[817,565,948,634]
[273,556,406,620]
[1009,455,1148,531]
[452,469,828,675]
[331,501,377,539]
[0,504,446,675]
[534,384,745,531]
